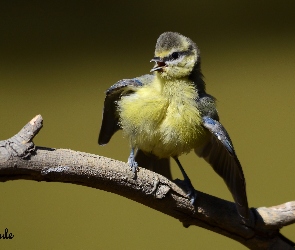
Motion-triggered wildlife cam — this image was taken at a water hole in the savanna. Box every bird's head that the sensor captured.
[151,32,200,79]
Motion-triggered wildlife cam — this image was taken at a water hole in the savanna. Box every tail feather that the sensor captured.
[135,150,172,180]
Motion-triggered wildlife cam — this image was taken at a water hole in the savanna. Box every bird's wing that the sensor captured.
[197,116,249,220]
[98,74,153,145]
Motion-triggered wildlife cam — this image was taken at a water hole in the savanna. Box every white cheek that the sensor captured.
[185,59,195,68]
[166,56,185,66]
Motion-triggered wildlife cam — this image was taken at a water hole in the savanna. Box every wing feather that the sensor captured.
[98,78,143,145]
[198,116,249,220]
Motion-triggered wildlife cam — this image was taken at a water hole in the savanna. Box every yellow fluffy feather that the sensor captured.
[118,73,209,158]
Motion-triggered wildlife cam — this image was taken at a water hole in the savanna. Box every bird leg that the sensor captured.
[173,157,197,204]
[127,148,138,172]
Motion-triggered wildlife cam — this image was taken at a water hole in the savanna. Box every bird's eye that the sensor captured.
[171,52,179,60]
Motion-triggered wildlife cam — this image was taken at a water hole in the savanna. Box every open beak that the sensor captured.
[150,57,166,72]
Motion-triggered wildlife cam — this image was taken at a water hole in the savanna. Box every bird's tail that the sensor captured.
[135,150,172,180]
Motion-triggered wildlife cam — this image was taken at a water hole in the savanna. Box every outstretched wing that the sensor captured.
[98,74,153,145]
[197,116,249,220]
[98,78,142,145]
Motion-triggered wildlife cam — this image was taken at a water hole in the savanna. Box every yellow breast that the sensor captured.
[118,75,209,158]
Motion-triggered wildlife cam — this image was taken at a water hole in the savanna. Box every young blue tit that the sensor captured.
[98,32,249,221]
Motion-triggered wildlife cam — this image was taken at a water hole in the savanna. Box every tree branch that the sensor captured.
[0,115,294,249]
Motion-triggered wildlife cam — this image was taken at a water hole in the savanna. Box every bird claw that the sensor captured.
[188,189,197,205]
[174,178,197,204]
[128,159,138,173]
[127,151,138,173]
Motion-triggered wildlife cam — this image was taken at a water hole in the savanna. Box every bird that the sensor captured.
[98,32,249,221]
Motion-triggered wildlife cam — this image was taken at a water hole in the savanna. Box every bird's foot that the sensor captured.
[174,178,197,204]
[127,152,138,173]
[127,148,138,173]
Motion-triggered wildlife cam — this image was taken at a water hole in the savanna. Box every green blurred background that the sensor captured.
[0,1,294,249]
